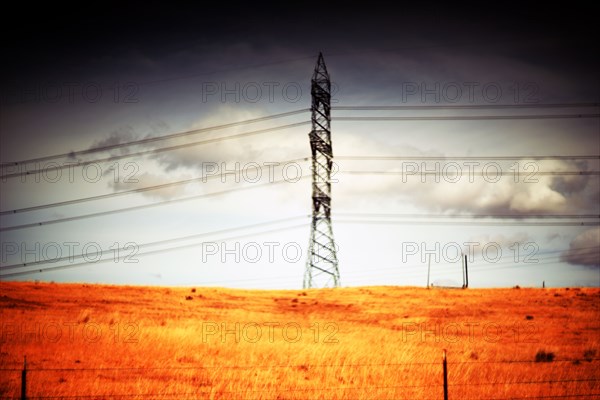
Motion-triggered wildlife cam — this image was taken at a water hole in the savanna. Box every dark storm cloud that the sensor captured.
[335,154,599,218]
[551,161,590,195]
[560,228,600,268]
[5,2,599,208]
[89,122,170,150]
[5,3,597,86]
[90,126,139,157]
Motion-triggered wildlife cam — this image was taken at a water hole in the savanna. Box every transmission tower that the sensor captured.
[304,52,340,289]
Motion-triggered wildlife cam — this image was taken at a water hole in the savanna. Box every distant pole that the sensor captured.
[464,255,469,288]
[461,253,465,288]
[543,280,545,288]
[21,356,26,400]
[426,254,431,289]
[443,349,448,400]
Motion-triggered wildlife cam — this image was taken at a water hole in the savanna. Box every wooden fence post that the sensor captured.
[21,356,26,400]
[443,349,448,400]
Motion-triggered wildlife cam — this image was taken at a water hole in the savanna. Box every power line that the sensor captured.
[0,121,311,180]
[0,215,307,270]
[343,248,597,278]
[7,174,594,232]
[0,176,310,232]
[462,247,600,270]
[418,245,597,272]
[0,109,309,166]
[333,219,599,227]
[0,216,310,275]
[468,257,600,273]
[334,113,600,121]
[336,155,600,161]
[0,157,309,215]
[0,226,310,278]
[0,213,598,276]
[15,218,592,276]
[334,212,600,220]
[334,245,599,279]
[333,102,600,110]
[339,170,600,177]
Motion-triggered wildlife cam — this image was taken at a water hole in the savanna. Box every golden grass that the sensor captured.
[1,281,599,399]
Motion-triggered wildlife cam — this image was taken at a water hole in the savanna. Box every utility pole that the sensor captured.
[464,254,469,288]
[461,253,465,288]
[427,254,431,289]
[304,52,340,289]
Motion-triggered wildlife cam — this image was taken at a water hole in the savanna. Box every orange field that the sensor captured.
[1,281,599,399]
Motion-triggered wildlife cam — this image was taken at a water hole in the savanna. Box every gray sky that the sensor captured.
[1,3,598,288]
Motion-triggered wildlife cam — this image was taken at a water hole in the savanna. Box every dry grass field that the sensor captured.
[1,281,599,399]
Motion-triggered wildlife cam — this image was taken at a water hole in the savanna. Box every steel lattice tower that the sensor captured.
[304,52,340,289]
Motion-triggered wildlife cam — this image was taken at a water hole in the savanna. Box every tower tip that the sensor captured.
[314,52,328,77]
